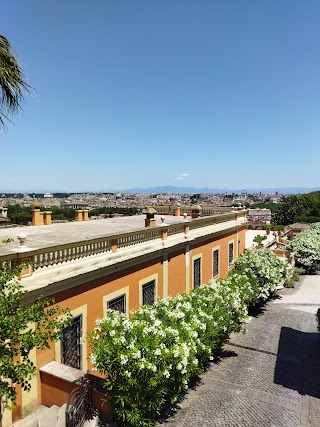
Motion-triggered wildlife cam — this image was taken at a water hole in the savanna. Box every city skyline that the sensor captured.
[2,1,320,191]
[1,184,319,195]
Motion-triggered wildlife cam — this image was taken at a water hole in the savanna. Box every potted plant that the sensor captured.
[253,234,267,248]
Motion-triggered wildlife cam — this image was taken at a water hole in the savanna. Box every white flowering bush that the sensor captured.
[231,249,288,302]
[287,223,320,272]
[87,249,288,426]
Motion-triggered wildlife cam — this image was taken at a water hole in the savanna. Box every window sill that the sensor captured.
[40,361,86,383]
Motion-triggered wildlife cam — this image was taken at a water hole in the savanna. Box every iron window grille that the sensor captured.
[228,242,234,267]
[61,315,82,370]
[193,258,201,288]
[142,280,156,305]
[213,249,219,278]
[107,294,126,314]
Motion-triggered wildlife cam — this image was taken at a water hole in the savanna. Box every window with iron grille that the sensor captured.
[193,258,201,288]
[142,280,156,305]
[213,249,219,278]
[107,294,126,314]
[228,242,234,267]
[61,315,82,370]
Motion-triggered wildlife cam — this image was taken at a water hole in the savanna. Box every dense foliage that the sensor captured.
[249,202,279,211]
[88,249,289,427]
[88,207,140,217]
[7,204,32,225]
[272,192,320,225]
[287,223,320,273]
[0,252,71,406]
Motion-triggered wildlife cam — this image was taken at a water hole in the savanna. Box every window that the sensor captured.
[193,258,201,288]
[107,294,126,313]
[61,315,82,370]
[228,242,234,267]
[142,280,156,305]
[213,249,219,278]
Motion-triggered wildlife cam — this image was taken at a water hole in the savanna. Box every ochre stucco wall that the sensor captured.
[17,225,247,422]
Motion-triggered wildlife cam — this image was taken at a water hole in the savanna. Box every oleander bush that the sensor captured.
[287,223,320,273]
[283,267,304,288]
[87,249,289,427]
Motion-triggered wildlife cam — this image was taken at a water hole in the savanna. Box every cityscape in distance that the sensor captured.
[1,185,320,195]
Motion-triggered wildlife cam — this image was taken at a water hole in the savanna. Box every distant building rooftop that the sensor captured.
[289,223,310,231]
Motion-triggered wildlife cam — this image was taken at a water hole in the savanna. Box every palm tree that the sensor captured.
[0,35,30,129]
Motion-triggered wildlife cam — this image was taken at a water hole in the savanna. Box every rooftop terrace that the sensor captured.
[0,214,184,255]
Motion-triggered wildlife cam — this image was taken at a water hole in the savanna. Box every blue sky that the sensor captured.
[1,1,320,192]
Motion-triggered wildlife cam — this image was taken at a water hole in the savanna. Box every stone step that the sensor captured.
[13,405,49,427]
[38,405,60,427]
[56,403,67,427]
[83,417,99,427]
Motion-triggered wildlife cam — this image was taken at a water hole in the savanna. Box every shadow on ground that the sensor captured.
[248,293,281,318]
[274,326,320,398]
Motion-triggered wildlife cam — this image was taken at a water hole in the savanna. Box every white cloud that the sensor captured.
[168,172,190,181]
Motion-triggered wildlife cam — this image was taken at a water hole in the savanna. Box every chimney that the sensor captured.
[32,208,44,226]
[191,204,202,219]
[143,206,157,227]
[174,203,181,216]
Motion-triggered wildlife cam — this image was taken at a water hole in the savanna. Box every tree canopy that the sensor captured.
[0,245,71,407]
[272,192,320,225]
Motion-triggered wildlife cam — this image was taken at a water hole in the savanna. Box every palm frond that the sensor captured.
[0,35,31,128]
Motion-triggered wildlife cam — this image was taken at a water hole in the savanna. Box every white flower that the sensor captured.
[120,354,128,365]
[90,353,96,366]
[132,350,141,359]
[163,370,170,378]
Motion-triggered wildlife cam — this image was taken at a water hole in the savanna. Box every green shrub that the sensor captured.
[287,223,320,273]
[87,249,289,427]
[283,267,304,288]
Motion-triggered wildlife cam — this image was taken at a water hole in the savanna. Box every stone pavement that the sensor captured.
[157,275,320,427]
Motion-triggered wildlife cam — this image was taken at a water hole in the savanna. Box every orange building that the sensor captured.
[0,209,246,426]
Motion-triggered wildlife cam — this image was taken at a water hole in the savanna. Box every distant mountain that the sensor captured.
[112,186,229,194]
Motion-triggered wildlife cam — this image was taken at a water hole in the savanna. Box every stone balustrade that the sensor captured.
[0,211,246,279]
[153,205,233,215]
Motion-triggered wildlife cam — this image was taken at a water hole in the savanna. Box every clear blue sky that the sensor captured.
[2,1,320,192]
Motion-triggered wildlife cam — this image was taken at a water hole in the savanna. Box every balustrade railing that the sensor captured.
[32,238,112,269]
[167,223,185,236]
[1,211,246,277]
[117,228,159,248]
[153,205,233,215]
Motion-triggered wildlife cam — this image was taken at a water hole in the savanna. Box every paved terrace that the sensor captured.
[0,213,246,299]
[157,275,320,427]
[0,215,184,255]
